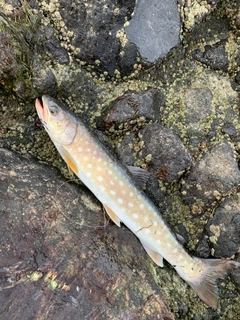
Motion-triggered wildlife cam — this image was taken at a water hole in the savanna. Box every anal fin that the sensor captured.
[103,205,121,227]
[141,242,164,267]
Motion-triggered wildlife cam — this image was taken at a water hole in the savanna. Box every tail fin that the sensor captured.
[187,259,240,308]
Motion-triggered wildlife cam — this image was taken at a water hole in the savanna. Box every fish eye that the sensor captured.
[49,105,59,116]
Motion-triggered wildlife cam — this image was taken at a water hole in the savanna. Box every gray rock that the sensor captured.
[182,141,240,213]
[141,124,192,182]
[125,0,180,64]
[196,196,240,258]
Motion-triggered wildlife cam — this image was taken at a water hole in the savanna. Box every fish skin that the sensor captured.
[36,95,240,308]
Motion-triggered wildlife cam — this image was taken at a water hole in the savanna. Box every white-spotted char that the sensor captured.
[36,95,240,308]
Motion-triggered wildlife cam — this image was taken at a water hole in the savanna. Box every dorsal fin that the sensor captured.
[127,166,151,189]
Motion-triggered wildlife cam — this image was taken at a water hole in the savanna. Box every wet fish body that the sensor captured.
[35,95,240,308]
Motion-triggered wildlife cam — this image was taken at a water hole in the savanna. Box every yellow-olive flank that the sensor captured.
[36,95,240,308]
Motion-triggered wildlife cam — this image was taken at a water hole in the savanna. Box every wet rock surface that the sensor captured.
[0,148,174,320]
[1,0,240,318]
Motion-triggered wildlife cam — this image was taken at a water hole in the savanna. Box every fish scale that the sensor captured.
[36,94,240,308]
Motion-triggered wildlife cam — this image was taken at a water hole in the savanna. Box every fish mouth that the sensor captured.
[35,96,45,121]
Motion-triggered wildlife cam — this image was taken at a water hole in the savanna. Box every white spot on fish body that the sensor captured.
[110,190,116,196]
[139,203,144,209]
[100,186,105,191]
[128,202,134,208]
[129,192,134,197]
[97,176,103,182]
[83,156,88,161]
[173,248,178,254]
[87,148,91,152]
[97,166,102,171]
[78,147,83,152]
[117,198,123,204]
[110,180,115,185]
[165,233,172,239]
[144,229,150,234]
[144,216,149,223]
[133,213,139,219]
[167,243,172,248]
[119,181,124,186]
[108,170,113,175]
[87,164,92,168]
[153,221,158,226]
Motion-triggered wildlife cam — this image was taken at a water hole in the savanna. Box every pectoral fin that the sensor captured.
[103,205,121,227]
[141,242,164,267]
[55,144,79,175]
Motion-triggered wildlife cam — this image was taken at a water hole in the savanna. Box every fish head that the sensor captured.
[35,95,77,145]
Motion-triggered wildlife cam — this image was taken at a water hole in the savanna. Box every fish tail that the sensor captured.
[187,258,240,308]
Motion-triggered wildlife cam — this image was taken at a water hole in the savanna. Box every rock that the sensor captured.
[192,40,229,72]
[0,148,174,319]
[114,132,136,165]
[45,38,70,65]
[196,196,240,259]
[52,0,137,77]
[125,0,180,64]
[141,124,192,182]
[182,141,240,214]
[101,89,164,127]
[221,122,236,138]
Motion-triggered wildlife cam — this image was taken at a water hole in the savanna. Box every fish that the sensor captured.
[35,95,240,308]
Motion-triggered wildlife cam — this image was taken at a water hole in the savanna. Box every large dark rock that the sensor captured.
[0,148,174,320]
